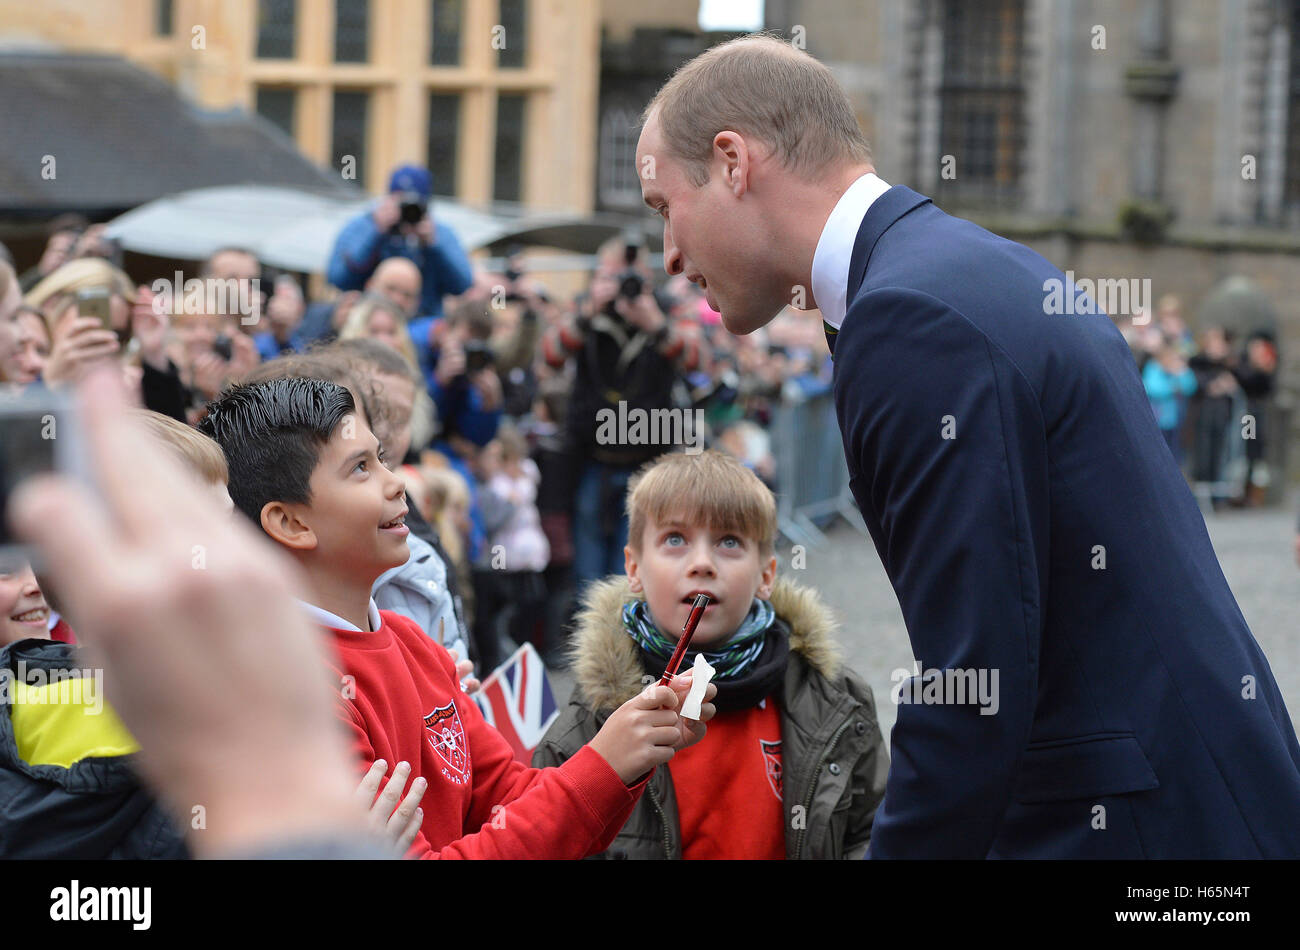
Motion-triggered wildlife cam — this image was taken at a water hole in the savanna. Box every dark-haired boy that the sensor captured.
[199,377,714,858]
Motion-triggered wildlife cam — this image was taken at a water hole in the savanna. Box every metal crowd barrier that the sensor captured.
[769,390,870,548]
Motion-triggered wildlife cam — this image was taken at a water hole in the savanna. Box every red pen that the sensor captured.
[659,593,711,686]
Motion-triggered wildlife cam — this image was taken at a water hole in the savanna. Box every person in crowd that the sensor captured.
[164,284,262,419]
[253,275,309,361]
[326,338,471,670]
[339,291,424,374]
[523,376,577,665]
[477,424,551,665]
[6,374,424,858]
[423,464,477,632]
[202,246,264,334]
[1155,294,1195,358]
[327,164,473,322]
[540,237,702,596]
[425,297,505,569]
[23,259,191,421]
[298,289,361,347]
[0,305,50,390]
[198,376,715,858]
[0,408,232,859]
[1142,337,1198,468]
[17,214,89,292]
[1231,331,1279,507]
[1188,326,1240,507]
[367,257,423,324]
[535,450,888,858]
[0,260,21,322]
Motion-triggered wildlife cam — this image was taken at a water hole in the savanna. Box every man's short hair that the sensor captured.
[643,33,871,188]
[202,247,260,278]
[626,449,777,557]
[197,377,356,528]
[131,409,228,487]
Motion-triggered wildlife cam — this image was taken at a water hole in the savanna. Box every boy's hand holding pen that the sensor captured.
[589,595,717,785]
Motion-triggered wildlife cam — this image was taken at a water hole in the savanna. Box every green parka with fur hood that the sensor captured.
[532,575,890,859]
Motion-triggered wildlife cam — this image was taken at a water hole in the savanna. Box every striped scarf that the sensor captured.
[622,597,776,680]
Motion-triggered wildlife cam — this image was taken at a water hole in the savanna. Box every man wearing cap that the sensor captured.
[327,164,473,322]
[634,34,1300,858]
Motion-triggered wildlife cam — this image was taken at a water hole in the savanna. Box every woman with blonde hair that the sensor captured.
[338,292,421,371]
[23,259,188,420]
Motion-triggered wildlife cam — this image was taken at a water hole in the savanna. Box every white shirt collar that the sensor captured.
[299,598,382,633]
[811,172,892,331]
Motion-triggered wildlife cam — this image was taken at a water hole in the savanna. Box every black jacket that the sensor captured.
[0,638,186,859]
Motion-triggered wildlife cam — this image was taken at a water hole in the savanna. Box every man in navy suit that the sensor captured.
[635,35,1300,857]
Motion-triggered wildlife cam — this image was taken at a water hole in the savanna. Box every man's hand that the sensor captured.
[446,647,481,694]
[434,340,465,387]
[372,195,401,233]
[228,327,260,381]
[191,351,229,399]
[9,369,365,856]
[43,316,120,386]
[469,368,502,411]
[355,759,426,855]
[588,683,691,784]
[587,271,619,318]
[413,215,436,246]
[616,292,667,335]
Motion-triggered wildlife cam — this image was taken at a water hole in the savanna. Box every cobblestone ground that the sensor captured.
[549,494,1300,752]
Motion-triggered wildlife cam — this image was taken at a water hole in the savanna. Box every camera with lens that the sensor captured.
[617,237,645,301]
[463,340,494,375]
[396,191,427,229]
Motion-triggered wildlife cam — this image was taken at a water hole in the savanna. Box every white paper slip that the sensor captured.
[680,652,716,720]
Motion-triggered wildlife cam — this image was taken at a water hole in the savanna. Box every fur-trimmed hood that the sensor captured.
[568,575,844,712]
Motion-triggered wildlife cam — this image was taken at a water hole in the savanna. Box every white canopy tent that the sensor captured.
[103,185,654,274]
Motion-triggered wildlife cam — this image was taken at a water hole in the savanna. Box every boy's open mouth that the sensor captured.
[10,607,49,625]
[379,510,408,533]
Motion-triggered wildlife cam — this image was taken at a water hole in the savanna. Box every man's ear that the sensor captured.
[713,130,750,197]
[260,502,317,552]
[756,554,777,600]
[624,544,643,594]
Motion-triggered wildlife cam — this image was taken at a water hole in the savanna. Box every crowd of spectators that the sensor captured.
[1121,293,1281,510]
[0,164,836,673]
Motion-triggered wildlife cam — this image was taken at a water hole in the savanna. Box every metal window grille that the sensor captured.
[936,0,1027,210]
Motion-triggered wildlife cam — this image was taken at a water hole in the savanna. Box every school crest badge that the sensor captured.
[424,701,470,785]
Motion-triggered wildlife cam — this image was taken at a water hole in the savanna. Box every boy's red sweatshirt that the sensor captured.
[324,608,645,859]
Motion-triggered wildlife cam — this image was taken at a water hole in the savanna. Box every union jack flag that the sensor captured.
[472,643,559,764]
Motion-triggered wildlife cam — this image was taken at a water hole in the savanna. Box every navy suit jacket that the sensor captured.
[830,186,1300,858]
